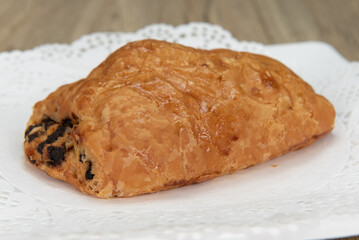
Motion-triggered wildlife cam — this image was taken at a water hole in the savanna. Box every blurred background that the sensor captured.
[0,0,358,60]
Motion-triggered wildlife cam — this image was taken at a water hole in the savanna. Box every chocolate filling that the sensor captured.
[27,132,40,142]
[85,161,95,180]
[43,119,56,131]
[47,145,66,166]
[27,155,36,164]
[37,125,66,154]
[24,123,42,137]
[25,118,56,138]
[79,153,86,163]
[61,118,73,128]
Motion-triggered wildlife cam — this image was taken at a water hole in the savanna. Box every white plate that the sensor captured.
[0,23,358,240]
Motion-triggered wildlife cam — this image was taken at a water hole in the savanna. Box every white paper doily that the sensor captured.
[0,23,358,240]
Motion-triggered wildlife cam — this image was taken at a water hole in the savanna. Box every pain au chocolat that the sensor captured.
[24,40,335,198]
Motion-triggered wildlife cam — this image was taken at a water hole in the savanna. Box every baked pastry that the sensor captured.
[24,39,335,198]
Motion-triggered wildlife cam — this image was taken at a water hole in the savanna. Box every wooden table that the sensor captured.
[0,0,358,239]
[1,0,358,60]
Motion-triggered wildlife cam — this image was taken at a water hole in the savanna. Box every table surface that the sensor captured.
[1,0,358,61]
[0,0,358,239]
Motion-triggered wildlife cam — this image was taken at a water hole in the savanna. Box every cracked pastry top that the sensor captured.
[23,39,335,198]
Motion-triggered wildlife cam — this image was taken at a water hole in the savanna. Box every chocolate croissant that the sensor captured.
[24,40,335,198]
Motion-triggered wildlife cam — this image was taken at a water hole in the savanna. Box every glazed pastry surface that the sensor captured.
[24,40,335,198]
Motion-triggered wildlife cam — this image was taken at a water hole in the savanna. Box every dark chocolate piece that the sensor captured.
[43,119,56,131]
[37,125,66,154]
[24,123,42,137]
[85,161,94,180]
[37,142,46,154]
[27,132,40,142]
[47,146,66,166]
[79,153,85,163]
[27,155,36,164]
[61,118,73,128]
[46,125,66,143]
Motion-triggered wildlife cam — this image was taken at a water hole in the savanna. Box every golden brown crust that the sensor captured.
[23,39,335,198]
